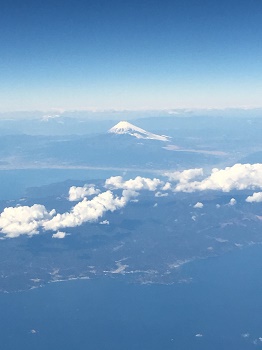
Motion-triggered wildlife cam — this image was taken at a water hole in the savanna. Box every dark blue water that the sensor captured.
[0,245,262,350]
[0,169,97,200]
[0,169,121,200]
[0,168,156,200]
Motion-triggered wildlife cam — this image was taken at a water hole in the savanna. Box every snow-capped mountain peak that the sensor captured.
[108,121,170,141]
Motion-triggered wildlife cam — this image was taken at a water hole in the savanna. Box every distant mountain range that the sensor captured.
[0,121,229,171]
[0,119,260,171]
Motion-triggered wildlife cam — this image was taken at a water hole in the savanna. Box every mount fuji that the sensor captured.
[108,121,170,142]
[7,120,223,171]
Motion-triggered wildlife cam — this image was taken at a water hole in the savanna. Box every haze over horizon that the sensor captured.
[1,0,262,112]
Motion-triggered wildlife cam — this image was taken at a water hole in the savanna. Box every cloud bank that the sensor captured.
[173,164,262,192]
[1,163,262,238]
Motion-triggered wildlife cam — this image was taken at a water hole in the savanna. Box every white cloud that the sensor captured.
[164,168,203,183]
[52,231,66,239]
[229,198,236,206]
[3,164,262,238]
[43,190,137,232]
[246,192,262,203]
[193,202,203,209]
[105,176,163,191]
[122,189,139,199]
[155,191,168,197]
[0,204,55,238]
[68,184,100,201]
[100,220,109,225]
[162,182,171,191]
[0,187,139,237]
[174,163,262,192]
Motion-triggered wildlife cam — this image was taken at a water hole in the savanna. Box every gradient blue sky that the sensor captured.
[0,0,262,111]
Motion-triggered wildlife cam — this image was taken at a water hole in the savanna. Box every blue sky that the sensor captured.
[0,0,262,111]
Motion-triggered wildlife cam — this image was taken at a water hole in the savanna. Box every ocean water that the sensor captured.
[0,245,261,350]
[0,169,122,200]
[0,168,157,200]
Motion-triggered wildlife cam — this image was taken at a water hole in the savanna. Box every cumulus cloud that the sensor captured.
[0,204,55,238]
[105,176,163,191]
[174,163,262,192]
[193,202,204,209]
[43,190,136,232]
[229,198,236,206]
[246,192,262,203]
[3,164,262,238]
[68,184,100,201]
[162,182,171,191]
[0,185,140,238]
[165,168,203,183]
[52,231,66,239]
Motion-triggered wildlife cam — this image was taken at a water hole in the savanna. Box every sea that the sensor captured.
[0,169,261,349]
[0,245,261,350]
[0,168,155,200]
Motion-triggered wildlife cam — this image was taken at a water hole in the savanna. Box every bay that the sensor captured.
[0,245,261,349]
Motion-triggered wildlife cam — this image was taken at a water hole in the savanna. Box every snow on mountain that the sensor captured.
[108,121,170,141]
